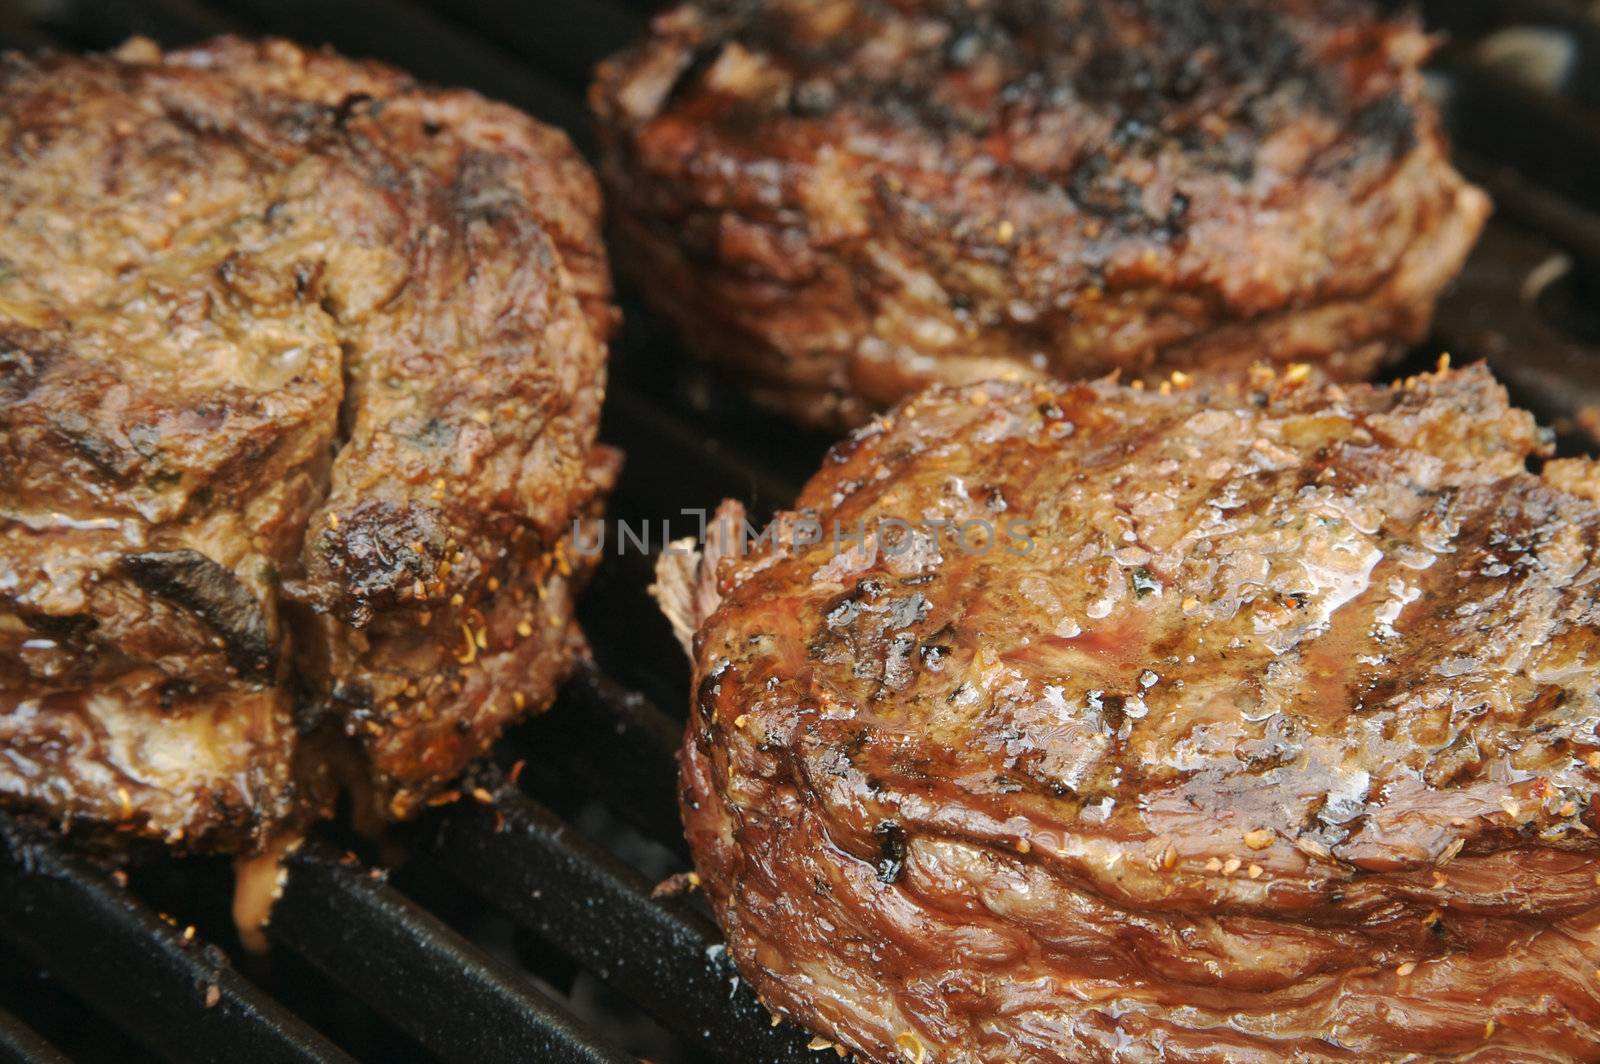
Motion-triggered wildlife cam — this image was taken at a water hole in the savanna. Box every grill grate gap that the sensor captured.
[217,0,591,148]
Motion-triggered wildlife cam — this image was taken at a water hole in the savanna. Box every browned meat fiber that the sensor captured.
[0,37,618,852]
[658,364,1600,1062]
[594,0,1490,431]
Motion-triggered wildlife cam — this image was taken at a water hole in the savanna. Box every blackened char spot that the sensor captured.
[26,612,98,639]
[1351,92,1417,160]
[121,549,276,681]
[158,678,198,710]
[663,38,727,113]
[1067,154,1145,223]
[0,327,56,403]
[331,680,372,710]
[332,91,375,128]
[874,820,908,883]
[49,411,135,479]
[454,149,528,225]
[312,499,449,627]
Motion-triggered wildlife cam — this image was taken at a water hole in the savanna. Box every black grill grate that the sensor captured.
[0,815,356,1064]
[267,841,633,1064]
[1,1,1598,1061]
[0,1006,69,1064]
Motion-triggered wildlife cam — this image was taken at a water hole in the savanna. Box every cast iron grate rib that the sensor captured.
[266,842,635,1064]
[0,1006,69,1064]
[0,814,357,1064]
[1,0,1598,1061]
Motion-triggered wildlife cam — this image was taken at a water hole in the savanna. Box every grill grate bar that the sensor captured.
[268,843,635,1064]
[1436,58,1600,218]
[1425,0,1600,107]
[570,545,693,717]
[25,0,235,49]
[416,0,644,90]
[601,386,807,526]
[217,0,589,149]
[1453,150,1600,276]
[517,664,688,855]
[1429,220,1600,450]
[0,815,355,1064]
[0,1008,69,1064]
[0,25,57,52]
[432,786,819,1064]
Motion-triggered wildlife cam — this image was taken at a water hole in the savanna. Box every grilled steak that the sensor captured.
[0,37,617,851]
[659,364,1600,1062]
[594,0,1489,430]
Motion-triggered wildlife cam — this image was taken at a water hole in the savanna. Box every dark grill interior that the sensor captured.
[2,1,1598,1061]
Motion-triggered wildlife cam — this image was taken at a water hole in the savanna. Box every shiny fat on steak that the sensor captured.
[658,364,1600,1062]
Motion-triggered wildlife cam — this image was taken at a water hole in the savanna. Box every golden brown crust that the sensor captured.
[0,37,615,849]
[673,365,1600,1061]
[595,0,1489,430]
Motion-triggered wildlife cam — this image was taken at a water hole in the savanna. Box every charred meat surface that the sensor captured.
[0,37,617,850]
[595,0,1489,430]
[661,365,1600,1062]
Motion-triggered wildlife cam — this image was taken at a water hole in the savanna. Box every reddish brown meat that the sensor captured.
[595,0,1489,430]
[0,37,617,850]
[660,364,1600,1062]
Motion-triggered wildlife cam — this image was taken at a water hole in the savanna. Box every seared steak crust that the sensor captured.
[595,0,1489,429]
[669,365,1600,1061]
[0,37,616,848]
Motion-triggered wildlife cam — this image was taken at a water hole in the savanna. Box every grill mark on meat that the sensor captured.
[120,550,276,681]
[1352,91,1418,160]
